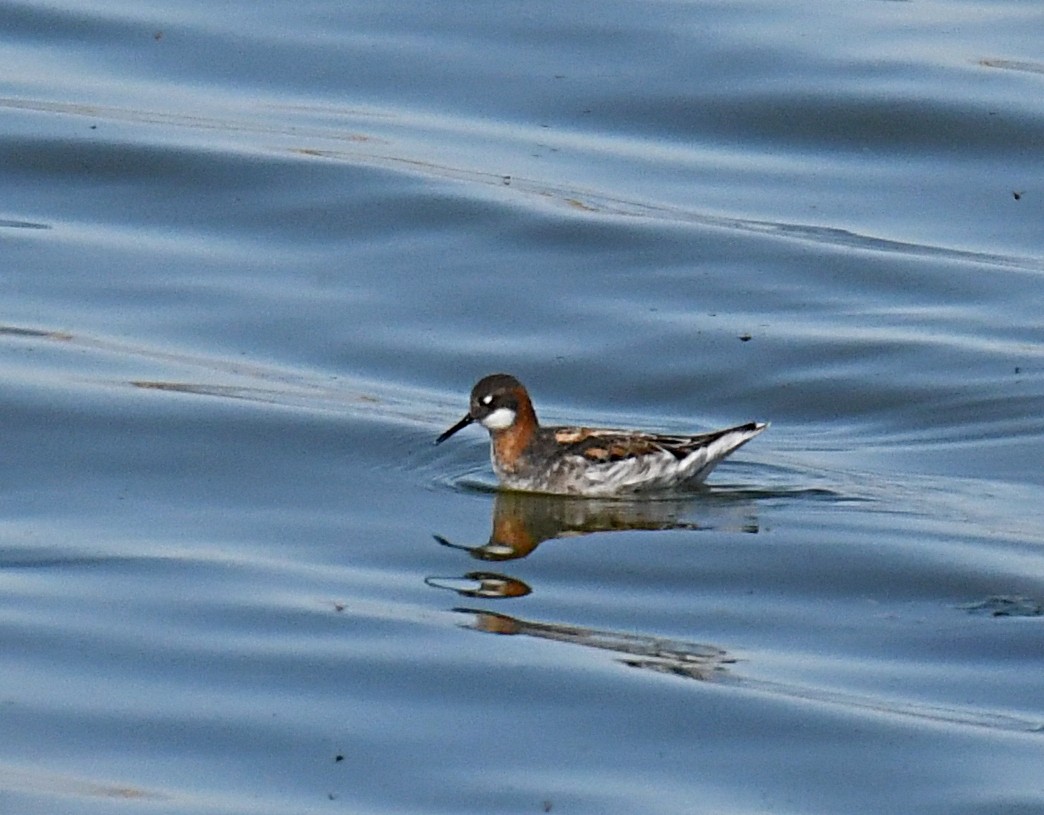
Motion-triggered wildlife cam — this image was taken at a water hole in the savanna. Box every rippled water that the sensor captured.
[2,1,1043,813]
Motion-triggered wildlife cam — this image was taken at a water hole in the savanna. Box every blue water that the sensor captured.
[2,1,1043,813]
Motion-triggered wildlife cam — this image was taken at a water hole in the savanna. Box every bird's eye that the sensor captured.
[481,394,493,405]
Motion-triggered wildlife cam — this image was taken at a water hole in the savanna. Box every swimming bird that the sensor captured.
[435,373,766,497]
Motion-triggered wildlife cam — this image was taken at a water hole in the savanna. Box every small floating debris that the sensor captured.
[960,595,1043,617]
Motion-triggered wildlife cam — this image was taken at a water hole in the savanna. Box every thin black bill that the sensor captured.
[435,413,475,445]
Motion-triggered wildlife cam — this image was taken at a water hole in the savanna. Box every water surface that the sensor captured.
[2,1,1043,813]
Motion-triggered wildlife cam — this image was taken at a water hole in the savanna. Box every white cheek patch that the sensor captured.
[480,407,517,431]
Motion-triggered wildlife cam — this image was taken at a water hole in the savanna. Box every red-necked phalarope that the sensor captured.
[435,373,767,496]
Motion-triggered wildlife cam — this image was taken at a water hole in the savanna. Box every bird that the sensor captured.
[435,373,766,497]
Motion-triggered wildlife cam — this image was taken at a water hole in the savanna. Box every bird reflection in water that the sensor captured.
[424,572,532,599]
[459,609,735,683]
[425,489,752,682]
[433,488,758,563]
